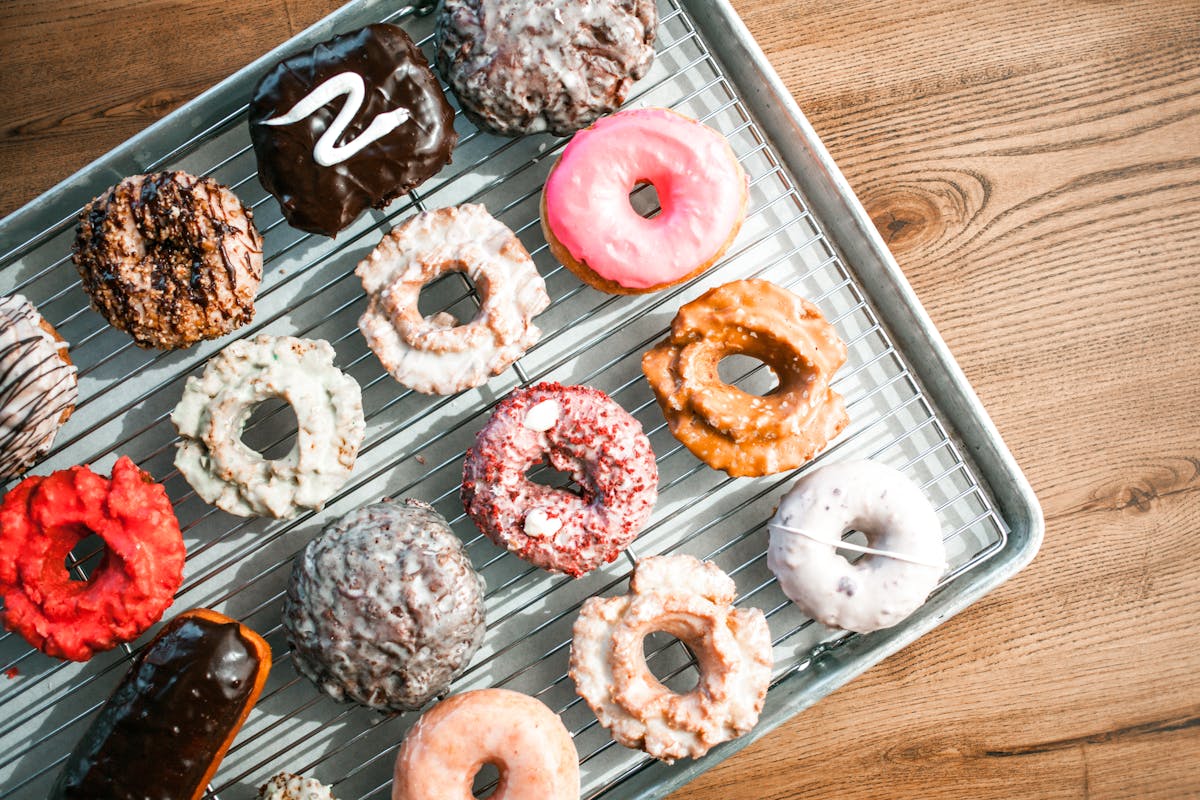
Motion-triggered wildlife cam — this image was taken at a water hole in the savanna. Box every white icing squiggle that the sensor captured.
[263,72,411,167]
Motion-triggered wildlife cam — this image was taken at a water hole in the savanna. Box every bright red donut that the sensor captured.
[461,382,658,577]
[0,456,186,661]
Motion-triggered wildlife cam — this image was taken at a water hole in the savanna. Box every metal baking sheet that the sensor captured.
[0,0,1042,797]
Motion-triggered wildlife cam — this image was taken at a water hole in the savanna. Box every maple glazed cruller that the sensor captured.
[642,279,849,477]
[72,171,262,350]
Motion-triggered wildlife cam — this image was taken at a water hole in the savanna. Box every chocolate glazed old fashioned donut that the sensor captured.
[249,24,457,237]
[436,0,657,137]
[643,279,850,477]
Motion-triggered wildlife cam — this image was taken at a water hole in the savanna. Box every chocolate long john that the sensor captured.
[49,609,272,800]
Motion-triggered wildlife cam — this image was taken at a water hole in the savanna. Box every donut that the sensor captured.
[250,23,458,237]
[642,279,850,477]
[461,382,658,577]
[259,773,338,800]
[541,108,747,294]
[0,294,78,480]
[767,460,947,633]
[72,171,262,350]
[356,204,549,395]
[172,335,365,519]
[570,554,772,762]
[0,456,185,662]
[392,689,579,800]
[435,0,657,137]
[50,609,272,800]
[283,498,486,712]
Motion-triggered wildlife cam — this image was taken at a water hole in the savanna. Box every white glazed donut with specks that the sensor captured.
[767,460,946,633]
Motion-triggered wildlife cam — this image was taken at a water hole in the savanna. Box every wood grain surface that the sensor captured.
[3,0,1199,798]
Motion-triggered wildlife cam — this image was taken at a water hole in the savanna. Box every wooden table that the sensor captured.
[3,1,1198,797]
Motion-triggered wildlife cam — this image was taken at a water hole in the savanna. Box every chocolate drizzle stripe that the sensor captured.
[0,302,77,477]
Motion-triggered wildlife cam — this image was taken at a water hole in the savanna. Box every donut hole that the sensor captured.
[643,630,701,693]
[417,268,481,329]
[835,529,872,563]
[629,181,663,219]
[64,532,106,581]
[471,762,501,799]
[718,354,779,396]
[240,398,299,460]
[524,463,584,497]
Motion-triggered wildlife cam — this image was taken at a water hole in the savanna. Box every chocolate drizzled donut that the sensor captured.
[72,171,263,350]
[249,24,458,238]
[436,0,658,137]
[0,295,77,480]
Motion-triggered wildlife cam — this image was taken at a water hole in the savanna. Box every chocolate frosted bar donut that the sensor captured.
[49,609,272,800]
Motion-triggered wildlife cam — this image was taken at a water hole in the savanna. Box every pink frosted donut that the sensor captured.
[392,689,579,800]
[461,382,658,577]
[540,108,747,294]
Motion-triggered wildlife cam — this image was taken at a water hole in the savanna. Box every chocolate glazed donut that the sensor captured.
[249,24,458,237]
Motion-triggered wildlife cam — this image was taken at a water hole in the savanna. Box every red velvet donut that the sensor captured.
[461,383,658,577]
[0,456,185,661]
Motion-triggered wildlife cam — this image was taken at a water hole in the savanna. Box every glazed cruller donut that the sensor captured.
[643,279,850,477]
[357,204,549,395]
[571,554,773,762]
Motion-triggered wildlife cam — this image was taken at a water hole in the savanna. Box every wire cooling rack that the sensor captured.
[0,1,1017,798]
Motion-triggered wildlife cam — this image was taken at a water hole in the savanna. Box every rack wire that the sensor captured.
[0,1,1009,797]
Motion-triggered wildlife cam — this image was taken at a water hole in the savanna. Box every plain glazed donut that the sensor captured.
[767,460,946,633]
[172,335,365,518]
[461,382,658,577]
[392,688,579,800]
[541,108,747,294]
[642,279,849,477]
[356,205,549,395]
[570,555,772,762]
[0,456,185,662]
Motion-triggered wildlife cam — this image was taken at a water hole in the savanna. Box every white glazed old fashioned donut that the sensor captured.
[767,460,946,633]
[392,689,579,800]
[356,204,549,395]
[570,554,772,763]
[172,335,365,518]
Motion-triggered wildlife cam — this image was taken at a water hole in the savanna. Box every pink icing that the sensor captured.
[544,108,746,290]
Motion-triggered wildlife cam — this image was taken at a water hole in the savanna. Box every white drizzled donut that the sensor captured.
[767,460,946,633]
[0,295,77,480]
